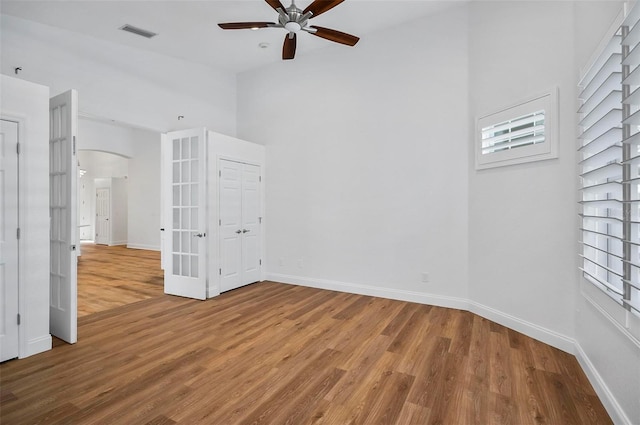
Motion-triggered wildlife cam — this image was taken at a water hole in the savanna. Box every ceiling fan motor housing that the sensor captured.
[280,3,309,32]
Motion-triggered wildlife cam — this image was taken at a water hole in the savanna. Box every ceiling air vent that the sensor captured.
[119,24,157,39]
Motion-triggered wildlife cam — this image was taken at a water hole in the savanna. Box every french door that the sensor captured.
[220,159,261,292]
[49,90,78,344]
[163,129,207,300]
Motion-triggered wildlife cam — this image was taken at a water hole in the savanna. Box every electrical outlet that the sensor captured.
[421,272,429,283]
[279,257,285,267]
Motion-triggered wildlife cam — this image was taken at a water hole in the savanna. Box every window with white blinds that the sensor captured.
[476,90,557,169]
[579,5,640,317]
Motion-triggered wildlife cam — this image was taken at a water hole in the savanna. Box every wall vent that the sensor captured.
[119,24,157,39]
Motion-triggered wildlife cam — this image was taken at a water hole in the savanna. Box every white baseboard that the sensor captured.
[127,243,161,251]
[22,334,52,359]
[468,301,575,354]
[267,273,470,310]
[267,273,633,419]
[108,241,127,246]
[575,343,632,425]
[267,273,574,352]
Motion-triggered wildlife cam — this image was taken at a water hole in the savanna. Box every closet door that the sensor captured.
[241,164,261,286]
[219,160,242,292]
[0,119,19,361]
[219,159,261,292]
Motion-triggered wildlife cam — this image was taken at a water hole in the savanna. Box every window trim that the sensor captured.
[475,88,559,170]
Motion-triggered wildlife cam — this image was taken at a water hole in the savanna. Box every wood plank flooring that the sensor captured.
[0,279,611,424]
[77,243,163,316]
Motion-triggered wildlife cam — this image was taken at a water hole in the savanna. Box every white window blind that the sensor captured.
[481,111,546,154]
[476,90,557,170]
[579,5,640,316]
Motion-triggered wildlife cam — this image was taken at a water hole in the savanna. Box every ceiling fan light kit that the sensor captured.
[218,0,359,60]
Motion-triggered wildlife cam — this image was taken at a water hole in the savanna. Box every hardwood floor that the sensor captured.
[77,243,164,316]
[0,280,611,424]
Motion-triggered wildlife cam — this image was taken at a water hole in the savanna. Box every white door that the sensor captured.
[0,119,19,361]
[95,187,110,245]
[220,160,242,292]
[220,159,261,292]
[49,90,78,344]
[163,129,207,300]
[241,164,261,286]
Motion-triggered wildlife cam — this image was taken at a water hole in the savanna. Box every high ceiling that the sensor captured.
[1,0,464,73]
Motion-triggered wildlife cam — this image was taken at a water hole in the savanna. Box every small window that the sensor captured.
[476,88,558,169]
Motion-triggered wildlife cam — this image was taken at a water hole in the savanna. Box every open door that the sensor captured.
[49,90,78,344]
[163,128,207,300]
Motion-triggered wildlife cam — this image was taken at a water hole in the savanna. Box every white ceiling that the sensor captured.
[1,0,464,73]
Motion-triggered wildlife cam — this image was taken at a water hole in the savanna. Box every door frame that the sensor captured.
[210,154,264,297]
[1,113,29,358]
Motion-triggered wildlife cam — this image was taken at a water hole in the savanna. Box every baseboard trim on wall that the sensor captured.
[574,343,632,425]
[266,272,628,422]
[266,273,470,311]
[266,272,574,353]
[108,241,127,247]
[22,334,52,359]
[467,301,575,354]
[127,244,161,251]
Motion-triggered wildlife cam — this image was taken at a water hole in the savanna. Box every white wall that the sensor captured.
[238,5,470,305]
[0,75,51,357]
[0,14,236,135]
[128,128,162,250]
[468,0,578,350]
[79,118,135,158]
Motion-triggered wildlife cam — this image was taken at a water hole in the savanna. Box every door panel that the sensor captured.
[163,129,207,300]
[219,160,242,292]
[241,164,261,285]
[49,90,78,344]
[0,119,19,361]
[95,187,110,244]
[219,159,261,292]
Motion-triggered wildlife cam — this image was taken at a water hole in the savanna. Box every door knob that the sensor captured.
[235,229,242,234]
[242,229,250,233]
[193,233,205,238]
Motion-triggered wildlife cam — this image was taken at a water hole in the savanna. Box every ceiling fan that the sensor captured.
[218,0,360,60]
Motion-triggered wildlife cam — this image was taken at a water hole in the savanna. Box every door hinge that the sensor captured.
[17,314,21,326]
[219,219,221,226]
[259,259,262,266]
[259,217,262,224]
[16,143,20,155]
[219,170,222,177]
[259,176,262,182]
[219,268,222,275]
[16,228,20,239]
[73,136,76,156]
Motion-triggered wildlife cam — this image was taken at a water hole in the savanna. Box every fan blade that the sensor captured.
[265,0,286,12]
[283,33,297,60]
[218,22,275,30]
[303,0,345,17]
[310,26,359,46]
